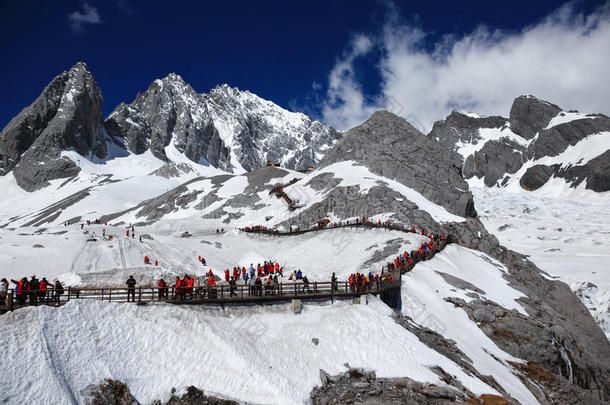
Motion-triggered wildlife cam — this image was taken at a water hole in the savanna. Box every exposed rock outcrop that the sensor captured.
[319,111,477,218]
[0,62,110,190]
[445,219,610,403]
[509,95,562,140]
[430,95,610,192]
[311,366,511,404]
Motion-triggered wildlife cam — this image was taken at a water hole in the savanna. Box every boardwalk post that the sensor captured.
[7,290,14,311]
[67,288,71,302]
[138,286,142,302]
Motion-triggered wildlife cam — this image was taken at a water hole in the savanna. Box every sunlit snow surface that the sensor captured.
[0,297,503,405]
[471,185,610,340]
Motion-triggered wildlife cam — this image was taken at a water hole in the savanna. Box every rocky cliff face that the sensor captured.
[430,95,610,192]
[104,77,342,172]
[318,111,477,219]
[0,62,109,190]
[0,63,341,191]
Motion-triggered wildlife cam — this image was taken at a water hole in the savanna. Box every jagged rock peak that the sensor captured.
[509,95,562,140]
[104,75,341,172]
[319,110,477,219]
[0,61,107,190]
[429,94,610,192]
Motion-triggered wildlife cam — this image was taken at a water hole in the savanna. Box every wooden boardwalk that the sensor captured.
[1,278,402,313]
[1,220,450,313]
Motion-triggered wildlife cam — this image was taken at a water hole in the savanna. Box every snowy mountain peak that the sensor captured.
[105,75,342,172]
[0,61,109,190]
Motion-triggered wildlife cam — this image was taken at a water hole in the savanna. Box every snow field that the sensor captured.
[0,297,501,405]
[0,224,429,286]
[471,186,610,340]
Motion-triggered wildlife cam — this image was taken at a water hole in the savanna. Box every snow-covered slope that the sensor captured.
[0,297,516,405]
[2,88,610,404]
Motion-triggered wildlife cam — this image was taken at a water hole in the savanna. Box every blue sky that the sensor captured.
[1,0,608,131]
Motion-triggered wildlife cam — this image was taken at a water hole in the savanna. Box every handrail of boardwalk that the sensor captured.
[1,278,403,312]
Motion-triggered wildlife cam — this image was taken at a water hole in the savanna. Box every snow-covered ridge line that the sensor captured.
[104,71,342,173]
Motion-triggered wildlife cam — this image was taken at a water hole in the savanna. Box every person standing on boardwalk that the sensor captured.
[229,277,237,297]
[175,276,183,300]
[126,276,137,302]
[0,278,8,306]
[28,276,39,305]
[157,278,167,300]
[53,280,64,304]
[39,277,50,302]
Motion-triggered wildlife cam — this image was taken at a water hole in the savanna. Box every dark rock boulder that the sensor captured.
[431,110,507,154]
[527,115,610,160]
[509,95,562,140]
[161,386,238,405]
[519,164,556,191]
[310,366,512,404]
[86,379,137,405]
[463,138,527,187]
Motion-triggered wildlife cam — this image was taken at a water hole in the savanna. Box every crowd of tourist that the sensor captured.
[1,217,448,309]
[0,276,64,306]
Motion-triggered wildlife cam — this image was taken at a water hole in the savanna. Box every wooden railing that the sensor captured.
[240,219,443,239]
[1,278,402,312]
[269,178,302,210]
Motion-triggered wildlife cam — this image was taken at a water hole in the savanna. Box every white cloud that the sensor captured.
[320,2,610,133]
[321,34,380,130]
[68,2,102,32]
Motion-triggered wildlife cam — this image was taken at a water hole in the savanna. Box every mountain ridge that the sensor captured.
[429,95,610,193]
[0,62,342,191]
